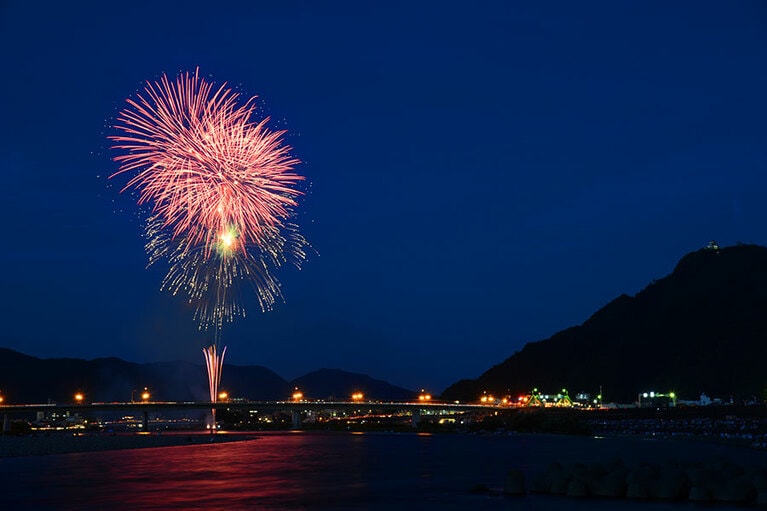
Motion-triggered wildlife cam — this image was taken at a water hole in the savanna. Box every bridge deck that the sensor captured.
[0,401,500,414]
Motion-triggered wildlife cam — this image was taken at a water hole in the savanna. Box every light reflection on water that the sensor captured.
[2,431,764,510]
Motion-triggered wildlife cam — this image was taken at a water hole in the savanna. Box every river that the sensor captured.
[1,431,763,510]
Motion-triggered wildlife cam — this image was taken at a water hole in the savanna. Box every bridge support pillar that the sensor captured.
[142,410,149,431]
[291,410,302,430]
[2,413,8,433]
[411,409,421,428]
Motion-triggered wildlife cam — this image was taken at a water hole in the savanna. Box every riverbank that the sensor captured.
[0,431,258,457]
[496,432,767,507]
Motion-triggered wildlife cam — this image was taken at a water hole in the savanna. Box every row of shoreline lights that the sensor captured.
[477,389,676,406]
[639,391,676,406]
[480,389,602,406]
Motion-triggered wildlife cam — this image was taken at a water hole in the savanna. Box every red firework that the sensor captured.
[110,69,307,329]
[110,69,303,253]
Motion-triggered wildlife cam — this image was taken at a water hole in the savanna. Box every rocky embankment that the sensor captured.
[587,415,767,449]
[499,456,767,507]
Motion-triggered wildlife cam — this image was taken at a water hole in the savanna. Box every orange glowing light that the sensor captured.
[351,392,364,401]
[480,393,495,404]
[218,391,229,401]
[292,391,304,401]
[74,392,84,403]
[141,388,151,401]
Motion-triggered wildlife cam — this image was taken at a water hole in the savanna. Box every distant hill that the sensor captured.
[441,244,767,404]
[0,348,290,403]
[0,349,413,403]
[290,368,416,401]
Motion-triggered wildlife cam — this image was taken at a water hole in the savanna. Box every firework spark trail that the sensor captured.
[204,344,226,400]
[110,69,303,251]
[144,216,307,329]
[111,69,307,329]
[203,344,226,429]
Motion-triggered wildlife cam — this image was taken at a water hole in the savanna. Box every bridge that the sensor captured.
[0,400,504,431]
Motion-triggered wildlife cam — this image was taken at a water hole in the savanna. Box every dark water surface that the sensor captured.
[1,431,763,510]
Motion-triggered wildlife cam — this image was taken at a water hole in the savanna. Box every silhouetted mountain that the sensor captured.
[0,349,415,404]
[441,243,767,404]
[0,348,290,403]
[291,368,415,401]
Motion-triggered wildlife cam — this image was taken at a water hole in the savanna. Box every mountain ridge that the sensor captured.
[0,347,414,403]
[441,243,767,403]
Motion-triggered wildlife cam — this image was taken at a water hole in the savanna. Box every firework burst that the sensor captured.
[111,70,303,250]
[110,69,307,329]
[110,69,308,415]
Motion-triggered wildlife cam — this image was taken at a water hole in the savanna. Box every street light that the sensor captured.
[131,387,150,403]
[480,392,494,404]
[639,390,676,407]
[74,392,84,404]
[292,388,303,401]
[351,392,364,401]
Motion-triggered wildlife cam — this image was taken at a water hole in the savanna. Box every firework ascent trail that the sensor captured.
[109,69,308,413]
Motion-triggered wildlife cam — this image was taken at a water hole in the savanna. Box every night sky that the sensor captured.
[1,1,766,393]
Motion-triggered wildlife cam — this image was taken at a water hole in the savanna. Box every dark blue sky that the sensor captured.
[1,1,766,393]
